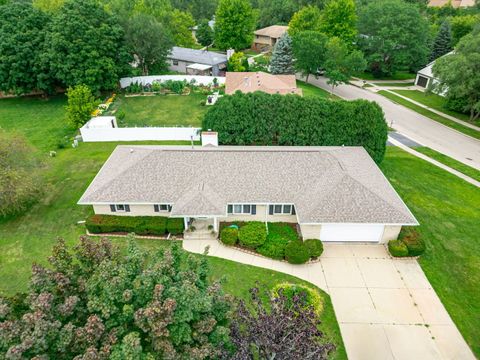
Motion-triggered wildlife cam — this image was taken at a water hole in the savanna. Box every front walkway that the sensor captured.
[183,239,475,360]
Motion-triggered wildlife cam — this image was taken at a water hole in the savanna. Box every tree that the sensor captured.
[32,0,64,13]
[0,131,41,218]
[288,5,322,36]
[125,13,174,75]
[450,15,480,45]
[256,0,297,28]
[324,37,366,92]
[171,0,218,22]
[167,9,195,47]
[270,32,294,74]
[66,85,98,129]
[0,2,50,95]
[42,0,131,93]
[358,0,429,77]
[319,0,357,46]
[230,287,335,359]
[196,19,214,46]
[0,237,232,358]
[432,27,480,121]
[214,0,256,50]
[292,31,328,81]
[430,20,452,61]
[228,52,247,71]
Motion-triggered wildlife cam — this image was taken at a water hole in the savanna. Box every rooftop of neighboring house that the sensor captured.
[225,72,302,96]
[428,0,474,7]
[254,25,289,39]
[168,47,227,66]
[78,145,417,225]
[417,51,454,78]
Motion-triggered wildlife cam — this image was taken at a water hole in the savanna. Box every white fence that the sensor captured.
[80,126,201,142]
[119,75,225,88]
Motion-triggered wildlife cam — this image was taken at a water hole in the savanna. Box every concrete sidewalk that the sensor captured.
[183,240,475,360]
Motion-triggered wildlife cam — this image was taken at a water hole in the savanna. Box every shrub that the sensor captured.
[166,217,185,235]
[388,240,409,257]
[284,241,310,264]
[220,227,238,245]
[257,223,298,260]
[400,228,425,256]
[304,239,323,258]
[85,215,167,236]
[272,283,324,315]
[238,221,267,249]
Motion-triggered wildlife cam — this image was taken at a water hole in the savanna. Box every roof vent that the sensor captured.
[130,149,134,153]
[243,77,250,87]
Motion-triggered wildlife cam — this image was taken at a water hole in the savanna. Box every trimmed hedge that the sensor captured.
[284,240,310,264]
[304,239,323,258]
[86,215,184,236]
[238,221,267,249]
[272,282,324,315]
[400,228,425,256]
[257,223,298,260]
[203,92,388,163]
[388,240,409,257]
[220,227,238,245]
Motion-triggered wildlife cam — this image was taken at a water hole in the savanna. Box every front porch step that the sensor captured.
[184,231,217,240]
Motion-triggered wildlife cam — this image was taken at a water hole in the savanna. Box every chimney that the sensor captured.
[201,131,218,147]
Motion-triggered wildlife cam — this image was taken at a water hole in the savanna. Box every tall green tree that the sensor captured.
[171,0,218,22]
[0,2,50,95]
[292,31,328,81]
[357,0,429,77]
[214,0,256,50]
[320,0,357,46]
[432,27,480,121]
[167,9,195,47]
[430,20,452,61]
[196,19,214,46]
[65,85,98,129]
[42,0,130,93]
[256,0,297,28]
[32,0,64,13]
[125,13,174,75]
[450,15,480,45]
[270,32,294,74]
[0,238,232,358]
[324,37,366,93]
[288,5,322,36]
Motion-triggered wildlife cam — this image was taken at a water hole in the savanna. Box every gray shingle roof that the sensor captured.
[168,47,227,66]
[78,146,417,225]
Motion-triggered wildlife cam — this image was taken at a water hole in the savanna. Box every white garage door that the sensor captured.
[320,224,385,242]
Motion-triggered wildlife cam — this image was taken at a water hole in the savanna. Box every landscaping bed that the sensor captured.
[219,221,323,264]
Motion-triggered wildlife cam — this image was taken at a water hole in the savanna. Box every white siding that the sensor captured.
[299,224,322,240]
[381,225,402,244]
[320,224,385,242]
[93,204,171,217]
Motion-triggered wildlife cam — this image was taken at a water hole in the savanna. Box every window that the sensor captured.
[269,204,294,215]
[172,60,179,65]
[283,205,291,214]
[234,204,242,214]
[274,205,282,214]
[154,204,171,212]
[228,204,256,215]
[110,204,130,212]
[243,205,251,213]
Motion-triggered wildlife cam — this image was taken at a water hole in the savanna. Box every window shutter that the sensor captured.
[110,205,116,212]
[227,204,233,214]
[168,205,172,212]
[125,205,130,212]
[154,204,159,212]
[292,205,296,215]
[251,205,256,215]
[269,205,274,215]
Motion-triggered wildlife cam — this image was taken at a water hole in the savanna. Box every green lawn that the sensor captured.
[413,147,480,182]
[381,147,480,357]
[116,93,208,127]
[297,80,339,99]
[378,90,480,140]
[354,70,416,80]
[373,82,415,87]
[392,90,476,125]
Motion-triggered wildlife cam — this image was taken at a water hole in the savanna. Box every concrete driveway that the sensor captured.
[299,75,480,170]
[183,240,475,360]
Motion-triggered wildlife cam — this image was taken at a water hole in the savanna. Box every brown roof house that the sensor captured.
[428,0,474,7]
[253,25,288,51]
[78,145,417,242]
[225,72,302,96]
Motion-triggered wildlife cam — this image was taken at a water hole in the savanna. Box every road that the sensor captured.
[301,76,480,170]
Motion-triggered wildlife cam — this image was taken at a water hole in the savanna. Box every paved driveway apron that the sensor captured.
[183,240,475,360]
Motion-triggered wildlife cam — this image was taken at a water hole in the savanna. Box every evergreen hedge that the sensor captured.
[202,92,388,163]
[86,215,184,236]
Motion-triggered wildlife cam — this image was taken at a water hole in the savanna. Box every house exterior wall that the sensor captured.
[299,224,321,239]
[167,59,225,76]
[381,225,402,243]
[218,205,297,223]
[93,204,171,217]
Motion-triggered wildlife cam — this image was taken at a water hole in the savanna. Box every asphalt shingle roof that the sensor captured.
[78,146,417,225]
[168,47,227,66]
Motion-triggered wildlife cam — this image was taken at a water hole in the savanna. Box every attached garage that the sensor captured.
[320,224,385,243]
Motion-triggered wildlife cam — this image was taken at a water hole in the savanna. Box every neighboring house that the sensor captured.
[253,25,288,51]
[78,145,417,243]
[414,51,453,95]
[428,0,474,7]
[167,47,227,76]
[225,72,302,96]
[191,19,215,41]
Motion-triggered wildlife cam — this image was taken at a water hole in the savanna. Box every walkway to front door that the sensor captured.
[182,239,475,360]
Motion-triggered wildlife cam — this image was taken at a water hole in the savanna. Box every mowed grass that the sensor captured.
[381,147,480,357]
[372,82,415,87]
[393,89,476,124]
[414,147,480,182]
[354,70,416,80]
[117,93,208,127]
[378,90,480,140]
[297,80,339,99]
